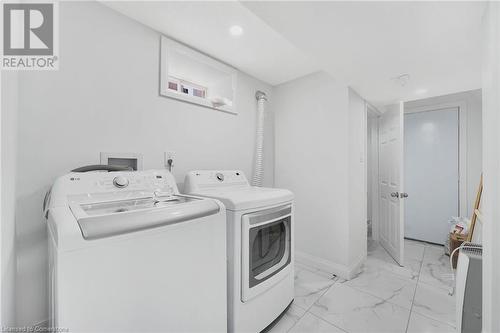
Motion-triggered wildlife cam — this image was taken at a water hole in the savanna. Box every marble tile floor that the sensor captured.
[269,239,456,333]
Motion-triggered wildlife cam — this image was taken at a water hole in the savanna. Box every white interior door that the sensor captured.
[379,102,405,265]
[404,108,459,244]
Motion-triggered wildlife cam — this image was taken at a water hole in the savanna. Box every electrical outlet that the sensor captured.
[164,151,175,168]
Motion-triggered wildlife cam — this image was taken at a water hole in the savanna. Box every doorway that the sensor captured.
[404,107,459,244]
[365,102,406,265]
[366,105,380,250]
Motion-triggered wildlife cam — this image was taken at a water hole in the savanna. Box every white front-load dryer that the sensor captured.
[185,170,294,333]
[45,169,227,332]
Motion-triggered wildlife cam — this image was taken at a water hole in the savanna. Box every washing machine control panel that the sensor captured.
[49,170,179,209]
[62,170,176,194]
[97,173,173,193]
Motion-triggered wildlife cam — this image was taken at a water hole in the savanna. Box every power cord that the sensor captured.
[448,241,477,296]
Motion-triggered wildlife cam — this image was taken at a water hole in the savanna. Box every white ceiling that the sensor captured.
[103,1,485,107]
[101,1,318,85]
[243,1,485,107]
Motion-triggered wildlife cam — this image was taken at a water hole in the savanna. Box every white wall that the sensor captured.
[481,2,500,331]
[12,2,273,326]
[367,117,373,224]
[273,72,365,278]
[347,89,367,265]
[366,113,379,241]
[404,90,482,218]
[1,72,18,327]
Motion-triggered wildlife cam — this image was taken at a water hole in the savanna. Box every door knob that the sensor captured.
[400,192,409,198]
[390,192,399,198]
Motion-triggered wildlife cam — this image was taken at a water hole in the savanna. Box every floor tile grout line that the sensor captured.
[418,252,456,293]
[305,276,338,312]
[412,242,457,328]
[377,239,425,332]
[333,280,415,316]
[305,302,354,333]
[366,250,422,282]
[407,307,457,329]
[343,282,416,312]
[372,267,418,285]
[353,243,423,312]
[285,305,308,333]
[416,278,454,293]
[306,311,350,333]
[293,272,339,313]
[294,262,338,312]
[405,244,425,333]
[410,307,456,329]
[367,259,417,281]
[287,278,339,333]
[299,278,345,326]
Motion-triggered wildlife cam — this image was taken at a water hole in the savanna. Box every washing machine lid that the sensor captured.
[69,195,220,239]
[190,187,293,211]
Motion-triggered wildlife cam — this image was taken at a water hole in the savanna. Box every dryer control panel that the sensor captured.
[184,170,249,192]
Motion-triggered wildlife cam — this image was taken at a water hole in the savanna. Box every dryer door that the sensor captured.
[241,204,292,302]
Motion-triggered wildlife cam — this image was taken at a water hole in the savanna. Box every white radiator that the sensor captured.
[455,243,482,333]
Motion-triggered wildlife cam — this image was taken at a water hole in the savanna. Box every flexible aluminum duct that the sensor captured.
[252,91,267,186]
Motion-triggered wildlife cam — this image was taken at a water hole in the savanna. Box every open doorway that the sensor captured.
[366,92,481,265]
[366,105,381,251]
[366,102,406,265]
[404,107,460,244]
[403,90,482,246]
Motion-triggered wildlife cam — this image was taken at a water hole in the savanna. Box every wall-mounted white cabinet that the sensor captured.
[160,36,237,114]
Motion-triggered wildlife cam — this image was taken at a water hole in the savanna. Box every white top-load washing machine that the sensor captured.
[45,169,227,332]
[184,170,294,333]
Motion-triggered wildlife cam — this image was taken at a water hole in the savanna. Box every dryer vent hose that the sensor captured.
[252,91,267,187]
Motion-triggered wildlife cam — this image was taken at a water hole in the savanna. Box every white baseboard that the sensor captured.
[295,250,366,280]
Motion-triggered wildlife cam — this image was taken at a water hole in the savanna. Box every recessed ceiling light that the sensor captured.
[415,88,428,95]
[229,25,243,37]
[391,74,410,87]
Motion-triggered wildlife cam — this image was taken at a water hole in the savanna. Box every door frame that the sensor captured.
[404,100,468,217]
[366,104,382,241]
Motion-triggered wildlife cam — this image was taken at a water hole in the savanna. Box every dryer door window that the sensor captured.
[248,216,291,288]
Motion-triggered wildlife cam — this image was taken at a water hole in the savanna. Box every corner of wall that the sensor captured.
[1,71,19,327]
[481,3,500,331]
[347,88,368,266]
